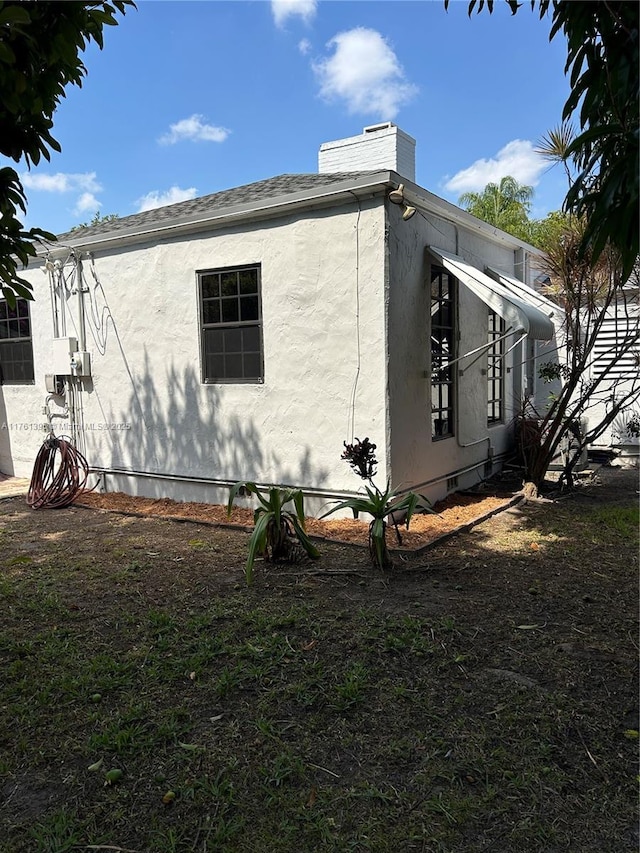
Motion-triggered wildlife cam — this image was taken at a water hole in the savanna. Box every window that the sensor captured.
[431,265,455,438]
[0,298,34,384]
[487,309,505,424]
[198,265,263,383]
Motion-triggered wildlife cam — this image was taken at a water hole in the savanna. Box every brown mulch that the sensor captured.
[76,489,515,551]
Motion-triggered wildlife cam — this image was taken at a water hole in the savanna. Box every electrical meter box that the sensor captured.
[44,374,65,395]
[72,351,91,376]
[51,337,78,375]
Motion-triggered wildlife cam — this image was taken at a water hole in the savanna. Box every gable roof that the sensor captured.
[57,171,383,243]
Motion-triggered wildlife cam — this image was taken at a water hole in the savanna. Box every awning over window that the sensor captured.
[428,246,555,341]
[485,265,559,321]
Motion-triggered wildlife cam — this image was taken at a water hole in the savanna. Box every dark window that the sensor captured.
[431,266,455,439]
[487,309,505,424]
[199,265,263,382]
[0,298,34,384]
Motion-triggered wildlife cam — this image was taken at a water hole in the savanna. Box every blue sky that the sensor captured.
[16,0,571,235]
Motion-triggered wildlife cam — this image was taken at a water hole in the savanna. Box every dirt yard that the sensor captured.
[0,464,637,852]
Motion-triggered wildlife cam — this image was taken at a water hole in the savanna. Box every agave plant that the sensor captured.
[227,482,320,585]
[322,481,432,571]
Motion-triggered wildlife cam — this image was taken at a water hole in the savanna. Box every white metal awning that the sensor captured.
[428,246,555,341]
[485,265,559,321]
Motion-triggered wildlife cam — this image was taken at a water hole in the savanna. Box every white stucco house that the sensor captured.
[1,123,565,514]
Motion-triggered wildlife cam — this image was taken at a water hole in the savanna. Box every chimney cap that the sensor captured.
[363,122,396,134]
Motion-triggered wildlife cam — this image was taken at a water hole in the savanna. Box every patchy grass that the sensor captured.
[581,504,639,539]
[0,469,638,852]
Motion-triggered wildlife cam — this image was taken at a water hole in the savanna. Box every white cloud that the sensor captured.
[22,171,102,194]
[272,0,317,28]
[313,28,417,119]
[298,37,312,55]
[158,114,230,145]
[74,192,102,215]
[444,140,546,194]
[135,186,197,213]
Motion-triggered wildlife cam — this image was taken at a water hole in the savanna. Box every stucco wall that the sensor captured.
[0,198,389,514]
[386,204,523,503]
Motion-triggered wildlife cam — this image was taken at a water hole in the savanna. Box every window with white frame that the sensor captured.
[0,298,35,384]
[487,309,505,424]
[198,265,263,383]
[431,265,455,438]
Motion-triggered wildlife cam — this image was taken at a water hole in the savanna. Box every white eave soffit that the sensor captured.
[428,246,554,342]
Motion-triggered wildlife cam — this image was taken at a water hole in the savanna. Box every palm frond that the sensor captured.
[535,123,576,162]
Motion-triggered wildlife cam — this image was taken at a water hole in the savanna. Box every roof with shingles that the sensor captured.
[58,171,380,241]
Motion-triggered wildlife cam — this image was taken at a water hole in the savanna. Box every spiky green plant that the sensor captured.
[325,438,433,570]
[227,483,320,585]
[322,483,432,571]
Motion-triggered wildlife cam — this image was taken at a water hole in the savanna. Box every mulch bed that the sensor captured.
[76,489,517,551]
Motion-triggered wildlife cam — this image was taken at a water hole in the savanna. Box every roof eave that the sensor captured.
[39,169,545,259]
[400,179,545,257]
[40,171,395,257]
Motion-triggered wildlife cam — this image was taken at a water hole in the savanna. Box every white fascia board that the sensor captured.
[398,177,545,257]
[36,172,394,257]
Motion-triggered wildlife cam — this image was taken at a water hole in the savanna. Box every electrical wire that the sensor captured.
[347,191,362,441]
[27,434,92,509]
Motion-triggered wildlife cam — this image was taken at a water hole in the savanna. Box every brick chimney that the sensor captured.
[318,122,416,181]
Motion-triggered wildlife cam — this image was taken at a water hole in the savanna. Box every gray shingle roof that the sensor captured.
[58,171,381,241]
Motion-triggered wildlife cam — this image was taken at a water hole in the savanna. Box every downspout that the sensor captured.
[455,413,491,450]
[454,232,490,453]
[401,453,508,494]
[74,253,87,352]
[47,261,60,339]
[57,261,68,337]
[70,252,89,454]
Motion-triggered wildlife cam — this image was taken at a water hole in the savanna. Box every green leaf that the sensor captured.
[288,517,320,559]
[371,518,385,541]
[227,481,254,514]
[104,768,123,785]
[321,497,374,519]
[292,489,306,529]
[178,741,202,752]
[0,6,32,25]
[245,511,272,585]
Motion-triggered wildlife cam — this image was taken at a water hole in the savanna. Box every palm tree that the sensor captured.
[459,176,534,242]
[536,122,576,186]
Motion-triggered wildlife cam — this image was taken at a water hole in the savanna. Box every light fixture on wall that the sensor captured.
[389,183,416,221]
[389,183,406,205]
